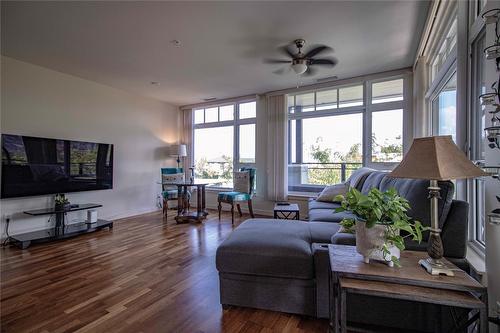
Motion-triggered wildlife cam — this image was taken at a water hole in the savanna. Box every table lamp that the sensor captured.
[389,136,486,276]
[169,144,187,169]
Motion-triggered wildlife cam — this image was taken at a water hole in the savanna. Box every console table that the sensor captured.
[11,203,113,249]
[328,245,488,333]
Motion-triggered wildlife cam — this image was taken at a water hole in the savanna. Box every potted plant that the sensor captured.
[334,187,426,267]
[54,194,70,211]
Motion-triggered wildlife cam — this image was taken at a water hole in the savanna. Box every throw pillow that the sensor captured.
[316,183,348,202]
[162,173,184,188]
[234,171,250,194]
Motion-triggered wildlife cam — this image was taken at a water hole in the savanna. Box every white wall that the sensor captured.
[0,56,180,236]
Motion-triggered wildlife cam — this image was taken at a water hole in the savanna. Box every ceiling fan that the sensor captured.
[264,39,337,76]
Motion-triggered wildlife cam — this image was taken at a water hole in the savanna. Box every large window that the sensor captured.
[432,72,457,141]
[288,77,407,193]
[193,101,256,188]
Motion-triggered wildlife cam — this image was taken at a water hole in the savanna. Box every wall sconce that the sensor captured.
[482,8,500,25]
[482,166,500,180]
[485,44,500,60]
[479,92,498,105]
[489,213,500,225]
[485,125,500,149]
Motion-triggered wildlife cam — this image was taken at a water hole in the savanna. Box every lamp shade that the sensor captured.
[389,136,487,180]
[168,144,187,157]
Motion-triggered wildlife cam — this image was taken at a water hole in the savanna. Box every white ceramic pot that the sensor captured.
[355,220,400,267]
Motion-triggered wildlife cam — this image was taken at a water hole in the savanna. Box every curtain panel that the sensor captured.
[182,108,194,180]
[266,94,288,201]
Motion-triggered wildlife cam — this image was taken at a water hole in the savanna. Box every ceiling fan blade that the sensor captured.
[278,45,296,58]
[264,58,292,64]
[273,67,291,75]
[301,66,317,77]
[309,58,338,66]
[305,45,332,58]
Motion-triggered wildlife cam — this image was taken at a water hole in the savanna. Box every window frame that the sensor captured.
[467,11,488,255]
[193,98,257,189]
[287,74,410,193]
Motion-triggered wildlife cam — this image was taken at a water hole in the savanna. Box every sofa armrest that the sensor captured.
[312,243,331,319]
[331,232,356,246]
[441,200,468,260]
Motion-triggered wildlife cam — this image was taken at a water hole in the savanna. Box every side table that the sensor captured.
[328,245,488,333]
[273,203,300,220]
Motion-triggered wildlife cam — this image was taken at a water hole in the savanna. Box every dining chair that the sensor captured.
[217,167,256,225]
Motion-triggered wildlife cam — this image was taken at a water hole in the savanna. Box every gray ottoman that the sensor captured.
[216,218,339,316]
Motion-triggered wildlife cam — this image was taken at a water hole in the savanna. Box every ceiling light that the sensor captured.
[203,98,217,102]
[291,63,307,75]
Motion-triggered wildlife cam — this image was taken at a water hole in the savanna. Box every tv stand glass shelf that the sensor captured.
[11,203,113,249]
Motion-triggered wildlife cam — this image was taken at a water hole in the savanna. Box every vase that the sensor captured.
[355,220,400,267]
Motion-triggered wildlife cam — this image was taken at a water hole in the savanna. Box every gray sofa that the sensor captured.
[216,168,469,331]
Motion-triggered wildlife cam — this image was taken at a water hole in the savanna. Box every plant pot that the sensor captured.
[355,220,400,267]
[55,203,70,211]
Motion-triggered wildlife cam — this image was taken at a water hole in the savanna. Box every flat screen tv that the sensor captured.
[1,134,113,198]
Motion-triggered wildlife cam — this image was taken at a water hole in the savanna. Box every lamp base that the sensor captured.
[419,258,455,276]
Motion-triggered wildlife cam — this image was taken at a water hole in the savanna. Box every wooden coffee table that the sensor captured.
[328,245,488,333]
[273,203,300,220]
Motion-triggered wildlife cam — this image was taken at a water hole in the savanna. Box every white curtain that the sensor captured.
[182,109,194,180]
[266,94,288,201]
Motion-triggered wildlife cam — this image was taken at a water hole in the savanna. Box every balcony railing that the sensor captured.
[288,162,362,193]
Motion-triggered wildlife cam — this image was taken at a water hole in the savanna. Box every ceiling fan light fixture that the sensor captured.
[291,63,308,75]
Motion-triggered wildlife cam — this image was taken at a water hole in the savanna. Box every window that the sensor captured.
[372,79,404,104]
[287,77,407,193]
[432,72,457,142]
[372,109,403,162]
[431,18,457,83]
[193,101,256,188]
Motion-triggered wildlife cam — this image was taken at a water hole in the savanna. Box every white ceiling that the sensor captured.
[1,1,429,106]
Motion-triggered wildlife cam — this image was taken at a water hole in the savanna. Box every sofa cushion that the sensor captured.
[380,176,454,233]
[308,222,341,243]
[216,219,314,279]
[308,208,358,223]
[360,171,387,194]
[346,167,376,190]
[308,199,341,211]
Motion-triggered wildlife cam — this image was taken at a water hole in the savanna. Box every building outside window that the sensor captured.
[287,76,407,193]
[193,101,256,188]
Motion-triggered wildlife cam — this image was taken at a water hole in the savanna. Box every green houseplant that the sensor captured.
[54,194,70,211]
[334,187,427,267]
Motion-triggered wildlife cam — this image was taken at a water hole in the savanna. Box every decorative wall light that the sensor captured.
[485,125,500,149]
[482,8,500,25]
[482,166,500,181]
[479,92,498,105]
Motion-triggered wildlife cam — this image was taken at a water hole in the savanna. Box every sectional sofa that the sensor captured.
[216,168,469,331]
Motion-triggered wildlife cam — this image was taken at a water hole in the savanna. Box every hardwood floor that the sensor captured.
[1,210,328,333]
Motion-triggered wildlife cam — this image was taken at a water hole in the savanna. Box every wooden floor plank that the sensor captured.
[1,210,327,333]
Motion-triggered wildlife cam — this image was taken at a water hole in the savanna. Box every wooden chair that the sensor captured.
[217,167,256,225]
[161,168,190,218]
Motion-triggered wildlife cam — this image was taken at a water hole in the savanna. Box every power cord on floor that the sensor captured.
[2,217,11,247]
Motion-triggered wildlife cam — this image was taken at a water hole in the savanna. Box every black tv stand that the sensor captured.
[11,203,113,249]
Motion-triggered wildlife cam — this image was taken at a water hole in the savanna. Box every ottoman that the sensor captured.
[215,218,339,316]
